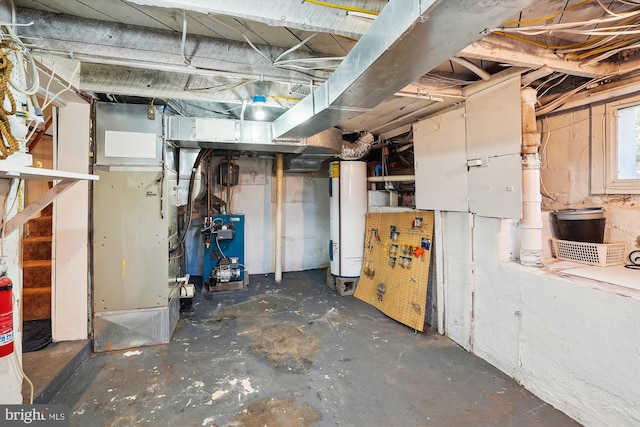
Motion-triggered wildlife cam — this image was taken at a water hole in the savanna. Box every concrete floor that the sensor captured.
[51,269,581,427]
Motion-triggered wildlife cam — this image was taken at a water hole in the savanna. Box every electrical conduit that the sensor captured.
[520,87,543,267]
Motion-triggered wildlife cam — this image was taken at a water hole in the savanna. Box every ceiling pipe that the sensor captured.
[275,154,284,282]
[450,56,491,81]
[520,87,543,268]
[367,175,415,182]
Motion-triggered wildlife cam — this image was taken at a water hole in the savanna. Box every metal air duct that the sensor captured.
[272,0,535,140]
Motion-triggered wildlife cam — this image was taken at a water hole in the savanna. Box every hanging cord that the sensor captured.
[0,42,20,159]
[625,250,640,270]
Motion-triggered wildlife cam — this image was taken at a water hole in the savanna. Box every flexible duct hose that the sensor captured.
[339,132,374,160]
[169,149,210,253]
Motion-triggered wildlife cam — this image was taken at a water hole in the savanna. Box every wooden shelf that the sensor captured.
[0,164,98,181]
[0,164,99,236]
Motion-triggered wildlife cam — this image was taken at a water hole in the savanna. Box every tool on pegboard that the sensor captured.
[421,237,431,251]
[363,259,375,278]
[377,282,386,301]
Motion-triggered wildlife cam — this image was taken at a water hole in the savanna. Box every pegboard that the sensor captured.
[353,211,434,332]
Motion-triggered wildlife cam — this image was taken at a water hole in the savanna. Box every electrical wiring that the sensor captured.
[208,14,344,74]
[597,0,628,17]
[536,76,605,115]
[497,9,640,33]
[502,0,591,26]
[303,0,380,16]
[421,73,477,87]
[273,33,319,64]
[0,24,40,96]
[537,73,570,100]
[181,9,191,66]
[581,40,640,64]
[183,77,255,93]
[492,1,640,64]
[208,14,273,64]
[539,117,558,203]
[41,61,80,110]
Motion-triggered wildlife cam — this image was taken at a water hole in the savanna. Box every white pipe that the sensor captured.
[275,154,284,282]
[168,274,190,284]
[450,56,491,81]
[520,88,543,267]
[367,175,415,182]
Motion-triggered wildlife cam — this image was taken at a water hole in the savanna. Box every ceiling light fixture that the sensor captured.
[253,95,267,120]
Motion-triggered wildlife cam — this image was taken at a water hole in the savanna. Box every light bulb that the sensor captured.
[255,106,266,120]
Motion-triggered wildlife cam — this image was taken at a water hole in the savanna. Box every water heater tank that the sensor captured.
[329,161,367,278]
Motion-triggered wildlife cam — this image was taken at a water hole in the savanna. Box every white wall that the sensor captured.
[425,87,640,426]
[460,216,640,427]
[192,157,330,276]
[539,106,640,249]
[52,103,90,341]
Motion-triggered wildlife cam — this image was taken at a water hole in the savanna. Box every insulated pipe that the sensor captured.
[275,154,284,282]
[520,88,543,267]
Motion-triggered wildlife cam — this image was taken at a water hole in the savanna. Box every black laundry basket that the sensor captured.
[551,208,606,243]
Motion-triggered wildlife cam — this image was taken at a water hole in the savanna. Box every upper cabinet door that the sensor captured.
[466,77,522,160]
[466,76,522,219]
[414,107,468,212]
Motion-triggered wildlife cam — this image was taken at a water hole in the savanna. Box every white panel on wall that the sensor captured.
[466,77,522,159]
[441,211,474,349]
[104,130,157,158]
[414,107,468,212]
[468,154,522,219]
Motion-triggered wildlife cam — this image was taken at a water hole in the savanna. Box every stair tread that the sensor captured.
[23,287,51,295]
[23,236,52,242]
[23,260,52,267]
[28,215,52,222]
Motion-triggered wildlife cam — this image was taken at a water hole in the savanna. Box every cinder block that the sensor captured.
[326,268,336,290]
[336,277,358,296]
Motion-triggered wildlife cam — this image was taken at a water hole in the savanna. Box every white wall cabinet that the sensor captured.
[414,76,522,219]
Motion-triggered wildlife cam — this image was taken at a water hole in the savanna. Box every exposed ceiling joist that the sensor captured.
[124,0,384,40]
[458,33,610,78]
[17,8,333,86]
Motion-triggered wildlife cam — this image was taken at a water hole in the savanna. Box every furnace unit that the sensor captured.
[202,214,246,293]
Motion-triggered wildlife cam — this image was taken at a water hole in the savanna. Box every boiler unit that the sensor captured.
[329,161,367,293]
[202,214,245,294]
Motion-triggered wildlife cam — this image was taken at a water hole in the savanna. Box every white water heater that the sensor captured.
[329,161,367,278]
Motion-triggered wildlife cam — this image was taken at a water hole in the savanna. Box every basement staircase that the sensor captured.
[22,203,53,322]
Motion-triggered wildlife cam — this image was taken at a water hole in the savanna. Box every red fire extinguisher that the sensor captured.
[0,275,13,358]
